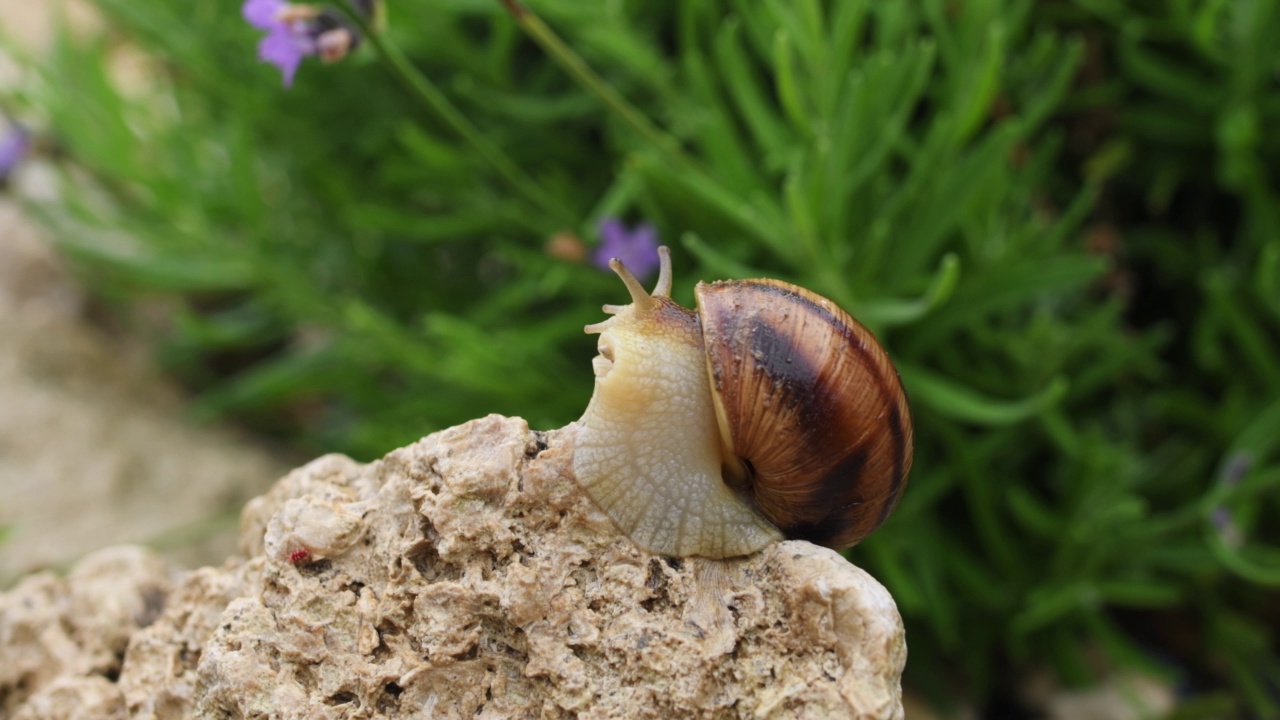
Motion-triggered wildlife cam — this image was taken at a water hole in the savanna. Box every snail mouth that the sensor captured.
[592,355,614,379]
[592,336,616,379]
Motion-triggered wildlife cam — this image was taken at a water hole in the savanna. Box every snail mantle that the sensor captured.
[0,415,906,720]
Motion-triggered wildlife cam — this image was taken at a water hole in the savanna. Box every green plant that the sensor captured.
[7,0,1278,713]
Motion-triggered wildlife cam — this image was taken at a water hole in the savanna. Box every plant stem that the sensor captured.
[497,0,695,173]
[496,0,792,250]
[336,2,575,228]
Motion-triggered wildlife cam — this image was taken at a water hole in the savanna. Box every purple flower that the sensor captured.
[242,1,371,86]
[1211,506,1243,548]
[242,0,287,27]
[243,0,318,87]
[0,125,29,184]
[1218,451,1251,487]
[594,218,661,280]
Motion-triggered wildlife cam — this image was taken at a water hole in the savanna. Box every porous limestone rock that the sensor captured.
[0,415,906,719]
[0,546,171,719]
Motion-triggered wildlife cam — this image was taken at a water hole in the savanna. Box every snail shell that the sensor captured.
[573,247,912,558]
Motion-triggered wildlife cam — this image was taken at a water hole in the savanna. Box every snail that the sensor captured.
[573,246,913,559]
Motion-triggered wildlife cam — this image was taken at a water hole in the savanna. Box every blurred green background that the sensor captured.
[5,0,1280,715]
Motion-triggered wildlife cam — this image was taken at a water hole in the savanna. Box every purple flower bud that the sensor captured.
[242,0,287,29]
[243,0,317,87]
[262,25,318,86]
[1211,506,1244,548]
[0,125,29,184]
[594,218,661,281]
[1211,506,1232,532]
[242,1,372,87]
[1218,452,1251,487]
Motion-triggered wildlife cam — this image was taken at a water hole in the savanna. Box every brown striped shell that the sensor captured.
[697,279,913,551]
[573,247,912,558]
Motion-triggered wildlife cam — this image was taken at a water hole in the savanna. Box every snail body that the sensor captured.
[573,247,912,559]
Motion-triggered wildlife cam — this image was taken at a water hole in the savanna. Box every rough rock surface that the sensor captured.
[0,546,171,719]
[0,415,906,719]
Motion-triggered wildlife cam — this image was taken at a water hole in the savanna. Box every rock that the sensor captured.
[0,546,173,718]
[0,415,906,719]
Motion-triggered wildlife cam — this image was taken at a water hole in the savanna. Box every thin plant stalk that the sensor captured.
[496,0,786,250]
[335,1,575,229]
[498,0,693,172]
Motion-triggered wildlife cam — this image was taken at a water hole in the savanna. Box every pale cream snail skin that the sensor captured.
[573,247,914,559]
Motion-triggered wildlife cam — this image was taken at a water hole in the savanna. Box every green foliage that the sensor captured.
[7,0,1279,713]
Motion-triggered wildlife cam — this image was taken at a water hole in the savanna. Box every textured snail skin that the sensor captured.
[573,247,911,559]
[573,286,784,557]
